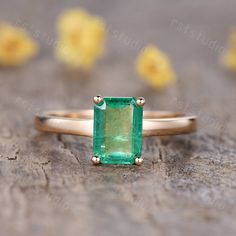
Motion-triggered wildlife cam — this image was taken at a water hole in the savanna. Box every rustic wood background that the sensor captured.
[1,0,236,235]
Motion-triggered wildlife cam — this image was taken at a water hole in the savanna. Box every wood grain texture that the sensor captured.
[1,0,236,235]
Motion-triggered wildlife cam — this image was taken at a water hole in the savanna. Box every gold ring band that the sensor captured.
[35,110,197,137]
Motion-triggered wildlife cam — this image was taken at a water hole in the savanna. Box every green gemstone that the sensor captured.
[93,97,143,165]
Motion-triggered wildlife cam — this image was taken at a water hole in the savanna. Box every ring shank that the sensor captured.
[35,110,197,137]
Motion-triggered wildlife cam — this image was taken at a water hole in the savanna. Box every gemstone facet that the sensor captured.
[93,97,143,164]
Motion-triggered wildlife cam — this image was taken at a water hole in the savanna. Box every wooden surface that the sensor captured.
[1,0,236,235]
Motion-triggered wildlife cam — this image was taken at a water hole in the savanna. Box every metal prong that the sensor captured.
[135,157,143,166]
[136,97,145,106]
[93,95,103,104]
[91,156,100,165]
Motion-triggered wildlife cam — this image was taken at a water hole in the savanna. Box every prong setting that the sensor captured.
[136,97,145,106]
[93,95,103,105]
[91,156,100,165]
[135,157,143,166]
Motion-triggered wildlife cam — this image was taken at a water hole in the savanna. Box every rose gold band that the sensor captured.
[34,110,197,137]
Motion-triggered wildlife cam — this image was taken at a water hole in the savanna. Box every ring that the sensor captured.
[35,96,197,165]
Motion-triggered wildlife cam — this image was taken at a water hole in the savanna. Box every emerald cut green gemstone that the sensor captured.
[93,97,143,165]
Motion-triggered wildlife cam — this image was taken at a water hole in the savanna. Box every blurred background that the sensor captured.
[1,0,236,236]
[1,0,236,135]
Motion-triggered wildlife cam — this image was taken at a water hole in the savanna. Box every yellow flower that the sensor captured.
[0,23,38,66]
[136,45,176,89]
[222,31,236,72]
[55,9,106,69]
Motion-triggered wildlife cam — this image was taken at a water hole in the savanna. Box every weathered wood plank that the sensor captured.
[1,0,236,236]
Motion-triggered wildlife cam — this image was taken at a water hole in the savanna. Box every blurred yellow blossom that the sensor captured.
[136,45,176,89]
[222,30,236,72]
[0,23,38,66]
[55,9,106,69]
